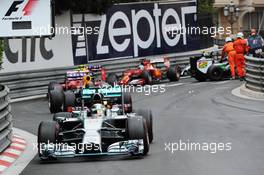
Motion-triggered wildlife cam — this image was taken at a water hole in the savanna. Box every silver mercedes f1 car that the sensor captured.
[38,88,153,160]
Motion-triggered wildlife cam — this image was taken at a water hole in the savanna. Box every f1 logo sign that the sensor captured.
[5,0,37,17]
[5,1,24,16]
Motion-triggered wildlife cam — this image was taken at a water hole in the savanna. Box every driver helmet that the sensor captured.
[237,32,244,39]
[139,64,144,70]
[225,37,232,43]
[203,51,210,57]
[91,103,106,117]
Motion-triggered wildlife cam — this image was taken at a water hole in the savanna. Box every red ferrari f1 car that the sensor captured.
[106,58,180,86]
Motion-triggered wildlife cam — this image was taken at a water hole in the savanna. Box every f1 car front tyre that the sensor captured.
[134,109,153,143]
[207,65,224,81]
[38,121,59,158]
[141,71,152,85]
[167,66,180,82]
[128,116,149,155]
[107,73,118,86]
[49,90,64,113]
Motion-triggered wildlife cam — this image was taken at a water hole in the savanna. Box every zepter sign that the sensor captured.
[0,0,54,38]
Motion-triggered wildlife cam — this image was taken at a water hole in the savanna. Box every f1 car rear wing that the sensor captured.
[79,86,127,115]
[67,65,106,81]
[82,86,122,99]
[141,58,170,69]
[66,70,90,80]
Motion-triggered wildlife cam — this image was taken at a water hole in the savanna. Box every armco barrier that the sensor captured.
[0,47,217,99]
[0,85,12,152]
[245,55,264,92]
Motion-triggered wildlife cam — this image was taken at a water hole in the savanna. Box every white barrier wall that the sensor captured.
[1,1,214,74]
[2,11,74,73]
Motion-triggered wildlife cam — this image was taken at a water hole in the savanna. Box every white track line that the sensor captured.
[213,80,231,85]
[11,95,46,103]
[166,83,185,88]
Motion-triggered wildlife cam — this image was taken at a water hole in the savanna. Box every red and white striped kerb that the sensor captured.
[0,135,27,174]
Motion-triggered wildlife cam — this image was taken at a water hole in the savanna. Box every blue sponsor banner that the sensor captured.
[71,1,214,64]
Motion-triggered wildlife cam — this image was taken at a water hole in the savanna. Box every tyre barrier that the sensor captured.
[245,55,264,92]
[0,85,12,153]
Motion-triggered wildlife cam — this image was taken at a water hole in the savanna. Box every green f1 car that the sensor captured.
[190,52,231,82]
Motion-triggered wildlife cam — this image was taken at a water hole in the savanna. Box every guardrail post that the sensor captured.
[0,85,13,152]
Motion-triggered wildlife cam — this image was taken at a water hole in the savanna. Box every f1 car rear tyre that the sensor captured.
[167,66,180,82]
[141,71,152,85]
[124,92,132,113]
[48,82,63,93]
[53,112,72,122]
[194,73,207,82]
[49,89,64,113]
[127,116,149,155]
[63,91,76,112]
[208,65,224,81]
[134,109,153,143]
[38,121,59,158]
[107,73,118,86]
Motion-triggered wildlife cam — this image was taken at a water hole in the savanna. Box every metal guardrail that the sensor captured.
[0,46,218,99]
[0,55,194,99]
[245,55,264,92]
[214,39,225,47]
[0,85,12,152]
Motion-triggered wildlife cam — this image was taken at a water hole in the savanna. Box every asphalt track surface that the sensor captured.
[12,79,264,175]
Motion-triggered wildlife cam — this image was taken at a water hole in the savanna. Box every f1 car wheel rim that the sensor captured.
[176,72,180,79]
[48,95,51,108]
[175,67,180,80]
[61,102,64,111]
[213,70,221,78]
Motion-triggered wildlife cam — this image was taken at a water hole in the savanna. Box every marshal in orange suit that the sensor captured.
[222,37,236,79]
[233,32,248,80]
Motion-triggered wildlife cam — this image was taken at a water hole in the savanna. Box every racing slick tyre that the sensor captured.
[134,109,153,143]
[107,73,118,86]
[207,65,224,81]
[194,73,207,82]
[141,71,152,85]
[49,89,64,113]
[124,92,133,113]
[167,66,180,82]
[63,91,76,112]
[48,82,63,93]
[53,112,72,123]
[38,121,59,159]
[127,117,149,155]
